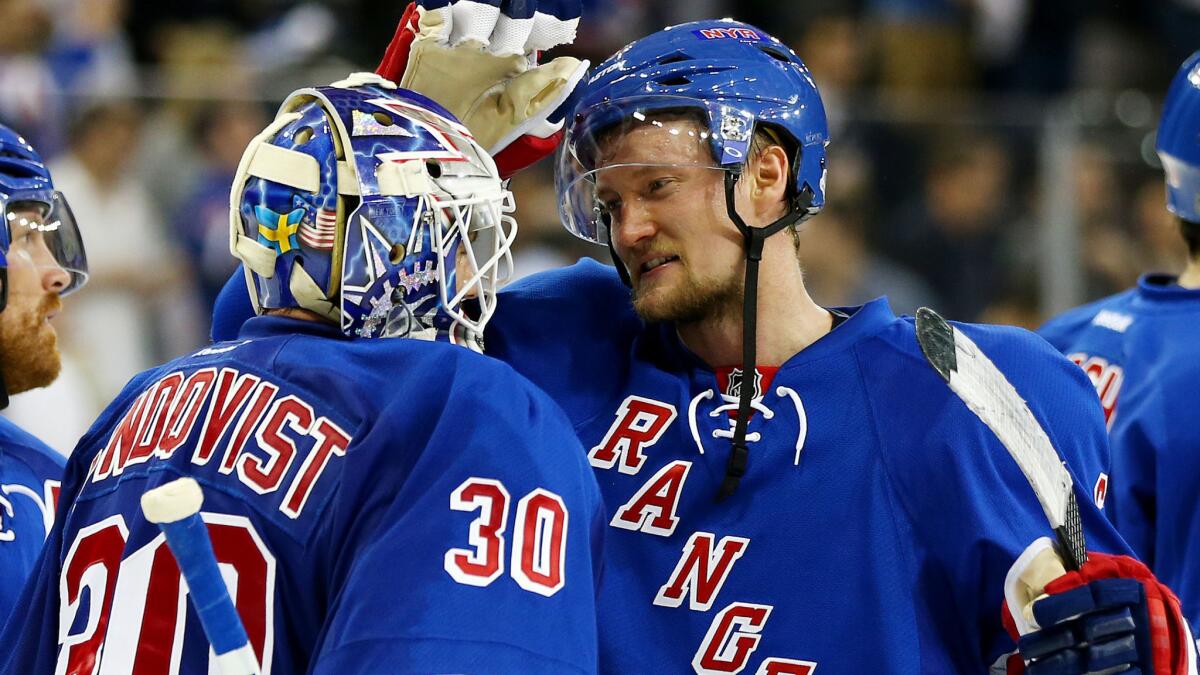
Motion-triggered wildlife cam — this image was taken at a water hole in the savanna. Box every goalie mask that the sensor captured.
[230,74,515,351]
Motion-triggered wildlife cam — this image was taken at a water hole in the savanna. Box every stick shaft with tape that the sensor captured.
[914,307,1087,571]
[141,478,261,675]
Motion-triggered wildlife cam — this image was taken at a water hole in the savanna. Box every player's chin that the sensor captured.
[632,286,685,323]
[10,346,61,393]
[35,318,59,349]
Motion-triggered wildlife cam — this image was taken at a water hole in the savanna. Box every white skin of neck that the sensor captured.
[1178,256,1200,288]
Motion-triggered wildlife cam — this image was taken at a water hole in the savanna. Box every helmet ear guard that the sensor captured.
[230,75,516,349]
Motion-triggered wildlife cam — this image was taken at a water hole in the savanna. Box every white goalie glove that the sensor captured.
[376,0,589,177]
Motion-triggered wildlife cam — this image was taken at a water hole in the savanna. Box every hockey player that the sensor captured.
[0,124,87,625]
[1039,51,1200,632]
[0,79,603,674]
[210,4,1199,672]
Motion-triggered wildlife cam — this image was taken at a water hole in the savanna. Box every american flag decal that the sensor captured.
[300,208,337,250]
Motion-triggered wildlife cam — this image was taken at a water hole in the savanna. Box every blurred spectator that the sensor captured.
[49,101,197,401]
[797,207,936,316]
[175,100,267,313]
[883,133,1015,320]
[1131,176,1189,276]
[864,0,975,91]
[972,0,1089,94]
[137,22,253,220]
[1073,142,1142,296]
[0,0,62,152]
[1150,0,1200,68]
[507,161,601,281]
[43,0,137,99]
[795,13,871,141]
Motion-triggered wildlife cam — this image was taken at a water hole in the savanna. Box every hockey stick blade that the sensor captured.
[141,478,262,675]
[914,307,1087,571]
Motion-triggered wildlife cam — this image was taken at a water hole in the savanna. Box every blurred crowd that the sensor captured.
[0,0,1196,452]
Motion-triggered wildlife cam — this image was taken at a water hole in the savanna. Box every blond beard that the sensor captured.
[0,294,62,395]
[632,267,743,325]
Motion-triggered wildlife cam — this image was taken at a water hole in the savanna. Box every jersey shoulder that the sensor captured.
[486,259,643,424]
[0,416,65,478]
[861,317,1108,486]
[490,259,639,347]
[266,335,588,469]
[1037,288,1138,352]
[500,258,630,307]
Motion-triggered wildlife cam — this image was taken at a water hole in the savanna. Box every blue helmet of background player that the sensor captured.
[230,73,516,350]
[0,123,87,311]
[1156,50,1200,224]
[557,18,829,244]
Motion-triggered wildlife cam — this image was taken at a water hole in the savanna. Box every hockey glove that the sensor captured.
[1002,538,1197,675]
[375,0,589,178]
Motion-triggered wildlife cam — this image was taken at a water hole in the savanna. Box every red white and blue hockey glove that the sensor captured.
[1002,538,1198,675]
[376,0,589,178]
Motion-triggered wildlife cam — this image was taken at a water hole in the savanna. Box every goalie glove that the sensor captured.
[1002,538,1198,675]
[376,0,589,178]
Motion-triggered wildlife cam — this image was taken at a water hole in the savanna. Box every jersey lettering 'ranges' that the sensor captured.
[1039,274,1200,629]
[488,260,1126,674]
[1,316,603,675]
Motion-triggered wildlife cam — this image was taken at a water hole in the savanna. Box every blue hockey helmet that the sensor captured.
[230,73,516,350]
[557,19,829,243]
[0,123,87,309]
[1157,50,1200,223]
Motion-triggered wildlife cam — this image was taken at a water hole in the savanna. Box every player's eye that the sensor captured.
[646,177,676,196]
[596,197,621,218]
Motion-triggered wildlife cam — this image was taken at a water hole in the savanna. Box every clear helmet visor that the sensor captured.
[557,95,755,244]
[3,190,88,295]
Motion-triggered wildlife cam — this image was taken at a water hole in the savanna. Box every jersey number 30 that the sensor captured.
[57,513,274,675]
[444,478,569,597]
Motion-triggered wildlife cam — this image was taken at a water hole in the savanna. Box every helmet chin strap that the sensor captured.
[715,169,803,501]
[602,169,807,499]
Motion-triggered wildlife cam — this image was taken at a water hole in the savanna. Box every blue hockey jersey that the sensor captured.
[0,315,604,674]
[0,417,62,627]
[1039,273,1200,628]
[486,259,1125,674]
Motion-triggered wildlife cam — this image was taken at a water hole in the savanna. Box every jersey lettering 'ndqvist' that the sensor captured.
[87,365,350,520]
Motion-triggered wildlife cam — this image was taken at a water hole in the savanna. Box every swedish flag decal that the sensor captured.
[256,206,304,254]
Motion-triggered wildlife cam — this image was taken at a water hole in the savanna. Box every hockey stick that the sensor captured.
[141,478,262,675]
[914,307,1087,571]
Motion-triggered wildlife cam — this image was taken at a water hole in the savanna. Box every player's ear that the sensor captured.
[748,145,789,220]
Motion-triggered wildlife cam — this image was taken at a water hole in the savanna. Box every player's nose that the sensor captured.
[41,260,69,294]
[612,199,658,252]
